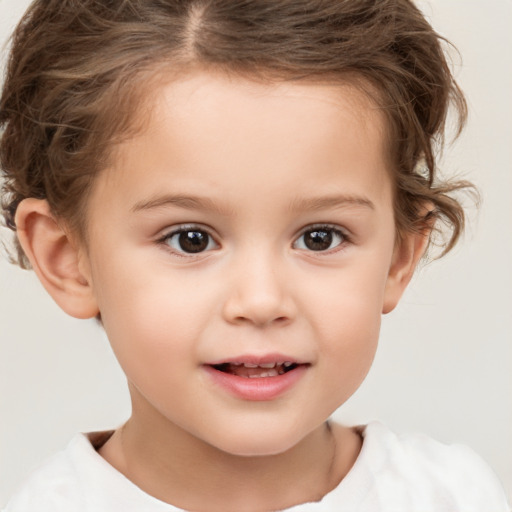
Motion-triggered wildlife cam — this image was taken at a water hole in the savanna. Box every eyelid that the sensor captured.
[156,223,219,257]
[155,222,352,257]
[157,222,215,239]
[295,223,350,238]
[293,223,352,252]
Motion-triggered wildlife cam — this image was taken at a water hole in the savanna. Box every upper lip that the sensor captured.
[204,353,308,367]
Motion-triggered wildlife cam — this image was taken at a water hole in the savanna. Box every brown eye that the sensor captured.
[295,227,345,252]
[164,228,216,254]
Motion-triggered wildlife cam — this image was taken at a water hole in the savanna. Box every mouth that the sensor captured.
[203,356,309,400]
[209,361,300,379]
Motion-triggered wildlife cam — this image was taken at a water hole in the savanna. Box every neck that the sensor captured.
[99,396,361,512]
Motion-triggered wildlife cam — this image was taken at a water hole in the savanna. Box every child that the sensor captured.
[0,0,509,510]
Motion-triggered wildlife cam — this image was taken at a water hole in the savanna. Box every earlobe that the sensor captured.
[15,199,99,319]
[382,227,431,314]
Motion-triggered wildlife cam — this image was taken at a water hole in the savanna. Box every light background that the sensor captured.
[1,0,511,506]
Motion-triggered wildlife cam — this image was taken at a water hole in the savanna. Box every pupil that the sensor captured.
[179,231,208,253]
[305,229,332,251]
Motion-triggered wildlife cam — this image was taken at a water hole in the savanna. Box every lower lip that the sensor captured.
[203,365,308,401]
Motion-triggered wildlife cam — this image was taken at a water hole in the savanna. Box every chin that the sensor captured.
[206,422,311,458]
[219,439,297,458]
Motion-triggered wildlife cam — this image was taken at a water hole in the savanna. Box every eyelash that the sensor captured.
[157,223,351,257]
[157,224,218,258]
[293,224,350,254]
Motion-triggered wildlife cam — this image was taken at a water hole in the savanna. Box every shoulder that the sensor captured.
[2,431,180,512]
[2,434,90,512]
[357,421,509,511]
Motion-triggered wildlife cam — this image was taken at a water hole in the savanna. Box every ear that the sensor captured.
[382,226,431,314]
[15,199,99,319]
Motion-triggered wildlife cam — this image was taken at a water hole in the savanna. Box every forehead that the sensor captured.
[93,71,392,216]
[147,71,386,152]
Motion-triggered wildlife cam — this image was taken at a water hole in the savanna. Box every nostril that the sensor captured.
[229,314,291,327]
[221,286,296,326]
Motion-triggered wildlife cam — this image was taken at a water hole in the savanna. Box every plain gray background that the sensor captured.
[1,0,511,506]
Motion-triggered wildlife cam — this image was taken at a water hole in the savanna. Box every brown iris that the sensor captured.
[303,229,334,251]
[178,230,210,253]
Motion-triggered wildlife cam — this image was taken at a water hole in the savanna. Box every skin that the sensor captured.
[15,71,428,511]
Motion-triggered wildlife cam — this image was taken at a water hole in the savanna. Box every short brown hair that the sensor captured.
[1,0,472,268]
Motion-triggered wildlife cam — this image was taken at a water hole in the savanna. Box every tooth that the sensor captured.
[259,362,276,369]
[248,370,280,378]
[243,363,258,368]
[283,361,293,367]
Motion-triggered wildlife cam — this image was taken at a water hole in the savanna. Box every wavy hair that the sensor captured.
[1,0,472,267]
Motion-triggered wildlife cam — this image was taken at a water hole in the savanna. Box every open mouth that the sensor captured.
[210,361,300,378]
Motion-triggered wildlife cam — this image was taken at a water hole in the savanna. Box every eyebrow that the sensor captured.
[287,194,375,212]
[131,194,234,216]
[131,193,375,215]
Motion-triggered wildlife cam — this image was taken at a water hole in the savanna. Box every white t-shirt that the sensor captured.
[3,422,509,512]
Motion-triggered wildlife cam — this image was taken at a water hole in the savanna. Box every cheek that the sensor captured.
[307,254,390,386]
[317,294,381,368]
[91,255,217,367]
[96,279,198,404]
[309,254,389,334]
[315,300,381,410]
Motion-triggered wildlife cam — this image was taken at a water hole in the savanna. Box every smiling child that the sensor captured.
[0,1,509,511]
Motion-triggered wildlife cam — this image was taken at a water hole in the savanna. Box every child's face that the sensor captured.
[80,71,401,455]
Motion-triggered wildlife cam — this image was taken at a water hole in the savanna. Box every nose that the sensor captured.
[221,250,296,328]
